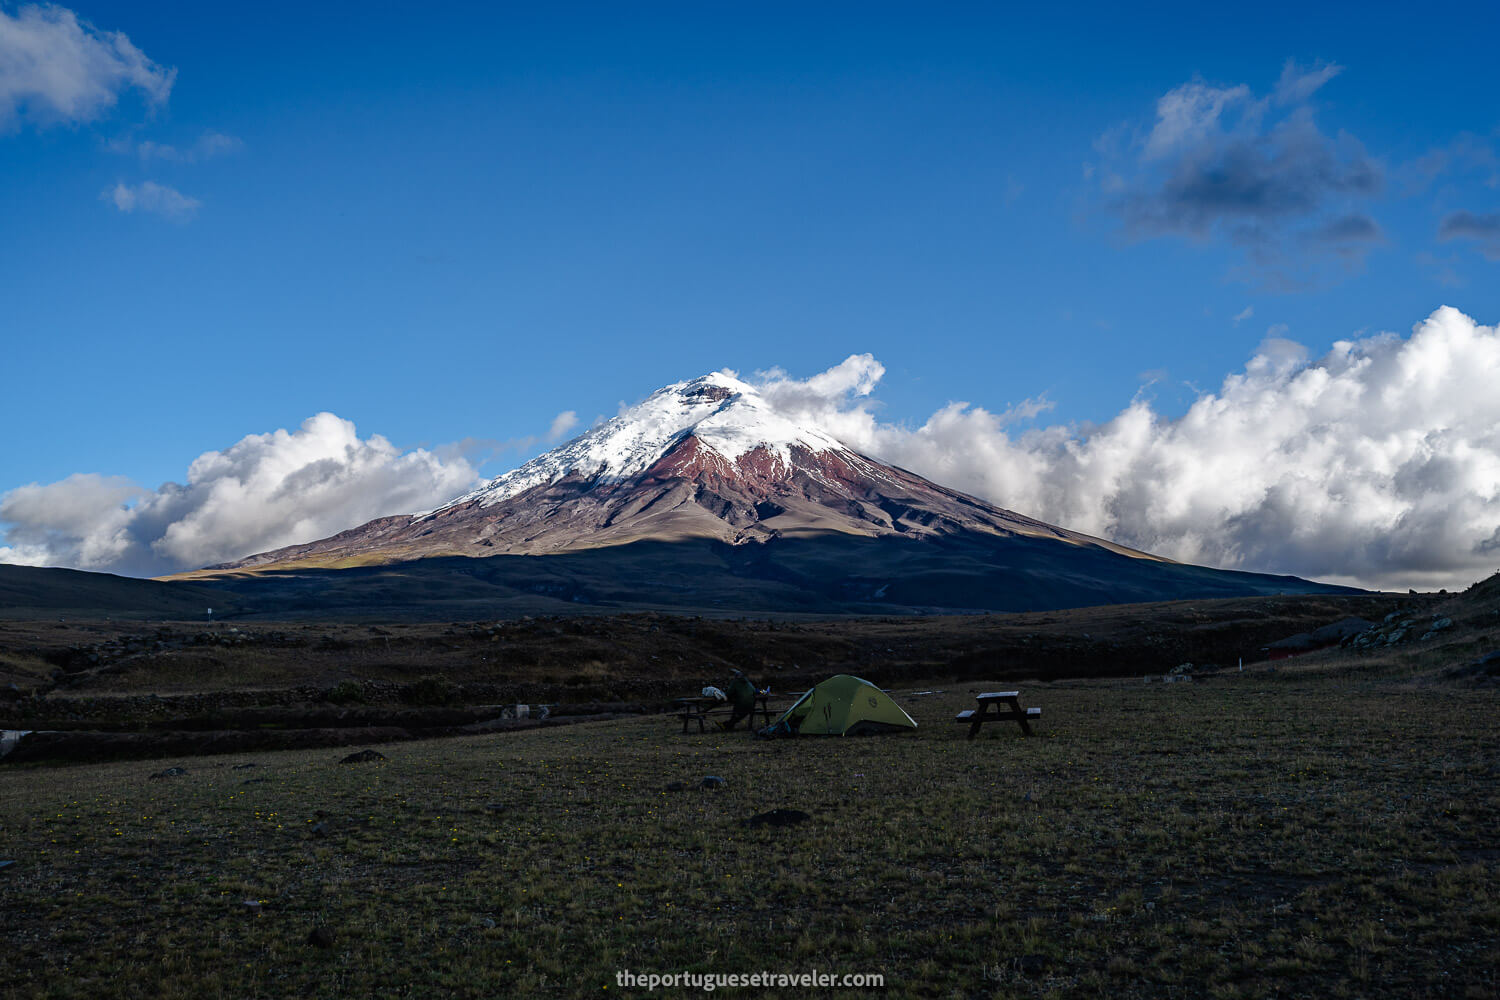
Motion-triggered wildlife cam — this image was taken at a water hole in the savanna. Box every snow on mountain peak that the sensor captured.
[417,371,851,517]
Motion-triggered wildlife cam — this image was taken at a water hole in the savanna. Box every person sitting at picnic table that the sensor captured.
[721,668,759,731]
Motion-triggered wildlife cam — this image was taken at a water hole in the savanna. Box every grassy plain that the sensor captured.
[0,592,1424,701]
[2,666,1495,999]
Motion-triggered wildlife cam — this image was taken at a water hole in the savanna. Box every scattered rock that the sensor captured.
[1276,617,1379,654]
[242,778,269,785]
[339,749,386,764]
[746,808,811,829]
[307,926,336,949]
[242,900,262,914]
[700,775,726,790]
[478,916,497,929]
[482,802,506,813]
[1422,617,1455,639]
[232,763,258,770]
[149,766,188,780]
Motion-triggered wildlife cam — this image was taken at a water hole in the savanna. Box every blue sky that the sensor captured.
[3,1,1500,588]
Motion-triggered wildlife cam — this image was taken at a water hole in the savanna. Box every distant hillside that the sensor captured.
[0,564,233,620]
[179,534,1360,620]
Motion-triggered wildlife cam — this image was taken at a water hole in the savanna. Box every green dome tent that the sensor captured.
[766,674,917,736]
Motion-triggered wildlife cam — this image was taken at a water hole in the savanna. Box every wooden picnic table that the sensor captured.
[672,692,777,734]
[955,690,1041,739]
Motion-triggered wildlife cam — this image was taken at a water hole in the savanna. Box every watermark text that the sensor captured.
[614,968,884,992]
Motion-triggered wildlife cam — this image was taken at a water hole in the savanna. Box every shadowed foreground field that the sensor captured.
[2,673,1496,999]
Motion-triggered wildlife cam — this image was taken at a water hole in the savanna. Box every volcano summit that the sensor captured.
[194,371,1355,613]
[221,372,1152,565]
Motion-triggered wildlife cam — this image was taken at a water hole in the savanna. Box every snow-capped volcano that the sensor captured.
[200,369,1355,614]
[419,371,861,517]
[218,367,1138,569]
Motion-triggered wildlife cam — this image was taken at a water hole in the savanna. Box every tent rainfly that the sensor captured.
[765,674,917,736]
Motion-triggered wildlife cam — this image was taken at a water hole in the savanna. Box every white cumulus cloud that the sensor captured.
[1142,79,1252,161]
[548,410,579,442]
[103,179,200,220]
[755,353,885,415]
[110,129,243,163]
[0,3,174,130]
[0,413,480,576]
[751,308,1500,592]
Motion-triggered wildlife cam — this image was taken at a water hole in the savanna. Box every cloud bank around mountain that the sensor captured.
[756,306,1500,592]
[4,306,1499,591]
[0,414,480,577]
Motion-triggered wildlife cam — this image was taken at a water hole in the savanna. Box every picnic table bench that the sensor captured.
[955,690,1041,739]
[672,692,777,734]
